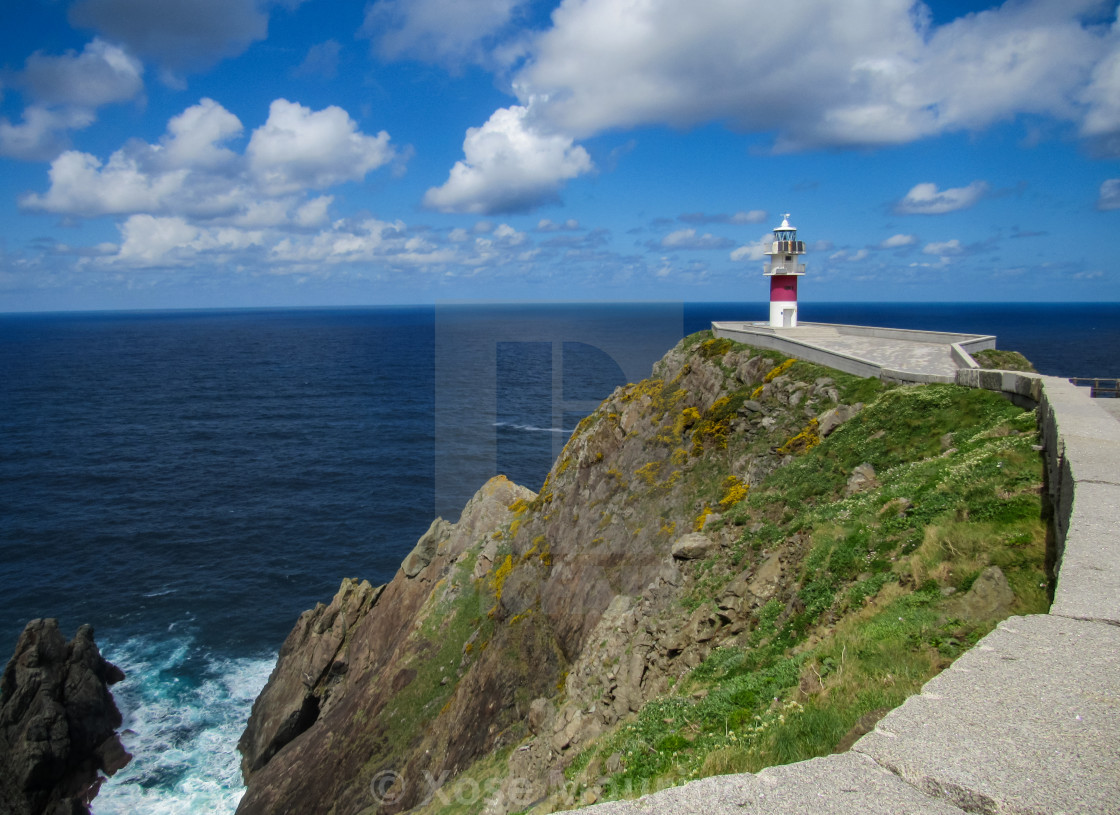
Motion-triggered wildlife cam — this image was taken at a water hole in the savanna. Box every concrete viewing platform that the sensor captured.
[566,351,1120,814]
[711,321,995,385]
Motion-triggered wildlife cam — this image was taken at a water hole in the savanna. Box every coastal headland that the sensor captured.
[231,327,1116,815]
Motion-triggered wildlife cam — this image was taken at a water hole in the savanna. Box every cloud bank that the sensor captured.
[0,39,143,161]
[431,0,1120,212]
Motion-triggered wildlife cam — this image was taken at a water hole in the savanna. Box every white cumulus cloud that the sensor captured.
[492,0,1117,152]
[537,218,580,231]
[116,215,198,264]
[423,105,593,214]
[661,229,734,250]
[679,210,767,225]
[895,181,989,215]
[730,237,771,263]
[247,99,397,195]
[1098,178,1120,210]
[433,1,1120,215]
[0,39,144,161]
[923,239,965,256]
[880,233,919,248]
[23,149,190,217]
[0,107,95,162]
[21,39,144,108]
[162,97,243,169]
[22,98,399,226]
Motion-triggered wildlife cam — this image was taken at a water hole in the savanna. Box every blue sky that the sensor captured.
[1,0,1119,311]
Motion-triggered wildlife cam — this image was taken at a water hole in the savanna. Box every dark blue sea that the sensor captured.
[1,302,1117,811]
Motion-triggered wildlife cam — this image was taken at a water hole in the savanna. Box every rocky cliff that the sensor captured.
[0,619,131,815]
[237,333,1048,815]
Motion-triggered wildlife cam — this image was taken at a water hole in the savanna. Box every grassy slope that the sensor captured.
[411,333,1050,813]
[577,362,1048,801]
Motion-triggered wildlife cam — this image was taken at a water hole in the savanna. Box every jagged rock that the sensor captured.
[658,560,683,587]
[238,577,381,777]
[237,475,545,815]
[749,552,784,599]
[527,698,554,735]
[818,403,863,438]
[473,538,500,580]
[0,619,130,815]
[721,552,783,617]
[551,705,582,752]
[671,532,720,560]
[740,400,763,414]
[402,518,452,577]
[954,566,1015,619]
[498,738,552,812]
[234,338,862,815]
[498,564,540,617]
[736,356,774,384]
[845,462,879,495]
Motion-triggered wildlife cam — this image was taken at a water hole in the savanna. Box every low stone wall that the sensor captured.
[567,371,1120,815]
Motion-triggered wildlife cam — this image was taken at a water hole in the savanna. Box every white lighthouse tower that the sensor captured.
[764,214,806,328]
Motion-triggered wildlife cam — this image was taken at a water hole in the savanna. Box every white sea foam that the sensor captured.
[142,588,178,598]
[93,636,275,815]
[493,421,568,434]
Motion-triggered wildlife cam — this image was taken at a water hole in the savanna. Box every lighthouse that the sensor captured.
[764,214,806,328]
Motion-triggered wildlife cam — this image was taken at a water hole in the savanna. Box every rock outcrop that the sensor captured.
[236,474,545,814]
[235,332,1050,815]
[0,619,130,815]
[236,336,865,815]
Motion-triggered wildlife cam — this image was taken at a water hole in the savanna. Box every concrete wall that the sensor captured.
[962,370,1120,625]
[712,324,886,379]
[712,321,986,386]
[568,371,1120,815]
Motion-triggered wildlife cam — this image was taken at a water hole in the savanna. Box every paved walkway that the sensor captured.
[711,322,990,384]
[779,327,961,378]
[1096,397,1120,420]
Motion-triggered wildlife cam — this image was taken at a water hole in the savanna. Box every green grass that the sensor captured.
[369,557,494,756]
[972,348,1037,372]
[579,379,1049,801]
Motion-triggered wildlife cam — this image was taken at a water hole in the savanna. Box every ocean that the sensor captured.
[1,302,1117,812]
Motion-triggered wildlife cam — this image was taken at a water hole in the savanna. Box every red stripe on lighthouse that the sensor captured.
[770,275,798,302]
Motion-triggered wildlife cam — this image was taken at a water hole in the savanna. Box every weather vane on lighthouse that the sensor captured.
[764,213,806,328]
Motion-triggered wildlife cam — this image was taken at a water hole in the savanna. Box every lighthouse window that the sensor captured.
[785,255,792,261]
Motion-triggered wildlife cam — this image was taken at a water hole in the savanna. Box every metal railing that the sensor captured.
[1070,377,1120,398]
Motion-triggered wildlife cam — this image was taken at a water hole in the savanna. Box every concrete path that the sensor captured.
[1096,397,1120,421]
[790,332,961,378]
[711,322,992,384]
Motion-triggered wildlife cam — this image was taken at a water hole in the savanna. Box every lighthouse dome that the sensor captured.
[774,214,796,233]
